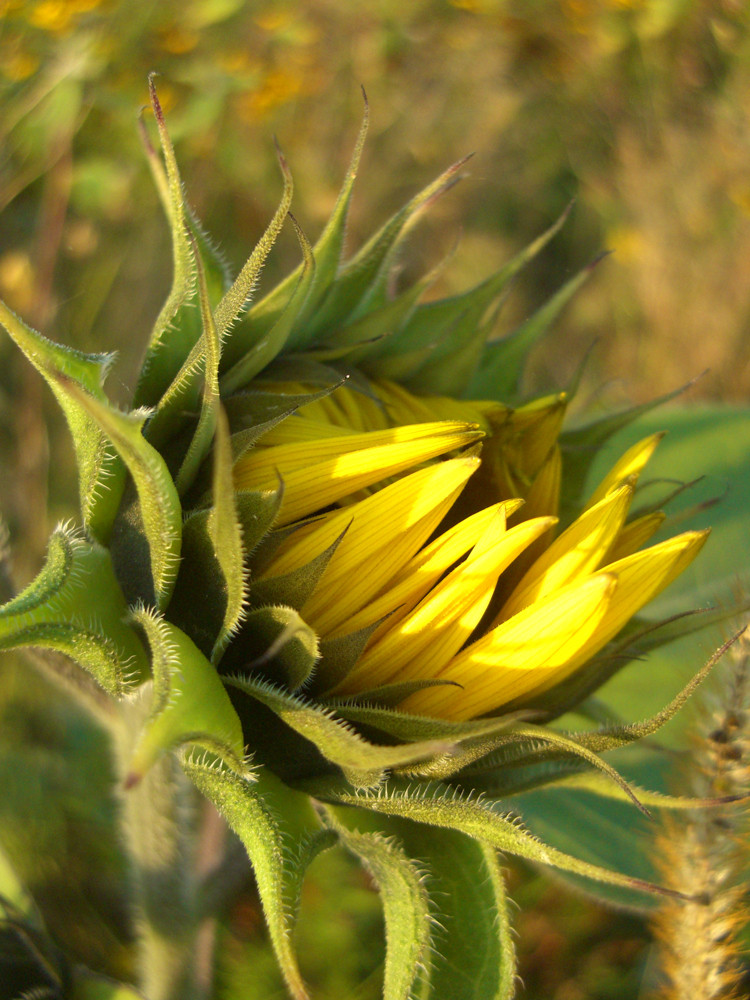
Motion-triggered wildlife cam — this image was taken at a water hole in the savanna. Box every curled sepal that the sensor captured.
[321,806,432,1000]
[0,524,148,695]
[57,382,182,610]
[0,299,125,543]
[227,606,320,691]
[125,609,246,787]
[227,675,456,790]
[181,754,310,1000]
[382,821,517,1000]
[331,783,691,902]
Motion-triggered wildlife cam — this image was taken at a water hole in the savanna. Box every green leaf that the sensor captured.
[57,383,182,610]
[125,609,246,786]
[0,525,148,694]
[0,299,125,543]
[322,807,432,1000]
[380,821,516,1000]
[227,676,456,789]
[181,754,310,1000]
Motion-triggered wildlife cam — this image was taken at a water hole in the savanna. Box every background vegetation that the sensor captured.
[1,2,748,997]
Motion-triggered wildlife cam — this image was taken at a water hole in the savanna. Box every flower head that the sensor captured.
[0,80,722,1000]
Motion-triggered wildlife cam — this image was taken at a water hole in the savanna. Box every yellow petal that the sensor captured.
[373,378,507,432]
[585,432,664,510]
[234,420,483,526]
[515,443,561,522]
[559,528,710,677]
[328,500,521,639]
[335,514,557,692]
[263,457,480,634]
[604,510,666,563]
[258,414,359,445]
[507,393,568,478]
[400,574,616,720]
[500,483,633,619]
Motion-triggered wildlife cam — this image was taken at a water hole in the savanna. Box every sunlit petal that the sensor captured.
[401,574,616,720]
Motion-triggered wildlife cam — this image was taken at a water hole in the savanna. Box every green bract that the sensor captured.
[0,79,735,1000]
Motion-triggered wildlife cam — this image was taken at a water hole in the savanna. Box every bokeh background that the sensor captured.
[1,2,749,998]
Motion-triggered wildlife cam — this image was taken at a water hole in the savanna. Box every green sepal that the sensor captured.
[559,376,701,520]
[364,201,572,387]
[58,383,182,610]
[310,620,385,694]
[320,806,432,1000]
[468,252,603,403]
[222,384,338,432]
[377,820,516,1000]
[134,78,197,408]
[308,271,432,365]
[334,678,462,707]
[125,609,246,786]
[488,766,745,812]
[226,675,457,790]
[248,529,343,611]
[168,409,247,662]
[304,155,471,348]
[223,605,320,691]
[415,721,651,813]
[233,98,369,359]
[328,781,687,902]
[209,407,247,660]
[0,299,126,544]
[220,216,315,391]
[233,488,284,556]
[171,234,223,495]
[181,754,310,1000]
[0,524,148,694]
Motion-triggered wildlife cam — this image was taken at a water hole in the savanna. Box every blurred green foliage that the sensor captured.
[1,3,749,998]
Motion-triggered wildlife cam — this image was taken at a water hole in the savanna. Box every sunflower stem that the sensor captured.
[116,698,205,1000]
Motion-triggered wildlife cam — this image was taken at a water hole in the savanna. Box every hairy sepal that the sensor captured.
[321,805,432,1000]
[181,754,310,1000]
[0,524,147,695]
[125,609,246,786]
[57,383,182,611]
[228,675,457,790]
[0,299,125,543]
